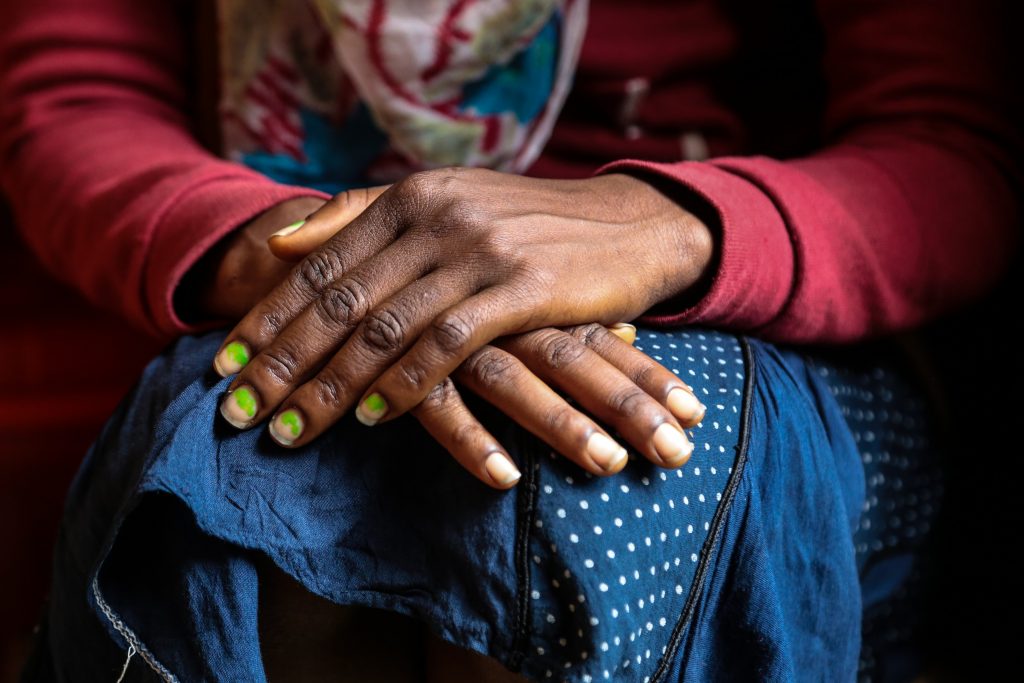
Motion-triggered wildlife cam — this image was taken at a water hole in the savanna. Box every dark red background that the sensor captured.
[0,202,159,647]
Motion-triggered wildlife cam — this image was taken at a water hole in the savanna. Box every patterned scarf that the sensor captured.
[218,0,587,192]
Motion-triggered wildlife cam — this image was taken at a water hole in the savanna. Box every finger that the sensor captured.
[213,185,414,378]
[268,185,391,262]
[607,323,637,345]
[566,323,705,426]
[455,345,629,476]
[259,268,480,442]
[218,239,431,430]
[351,285,536,427]
[410,378,521,490]
[500,328,694,468]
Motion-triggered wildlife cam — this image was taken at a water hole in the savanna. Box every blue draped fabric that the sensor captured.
[26,329,938,682]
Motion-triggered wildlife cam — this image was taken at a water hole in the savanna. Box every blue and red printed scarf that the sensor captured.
[217,0,587,192]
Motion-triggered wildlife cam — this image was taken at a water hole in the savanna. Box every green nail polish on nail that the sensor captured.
[233,387,257,418]
[280,409,302,437]
[364,393,386,414]
[356,392,388,425]
[272,220,306,238]
[225,341,249,368]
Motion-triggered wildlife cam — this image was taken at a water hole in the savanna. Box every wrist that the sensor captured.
[176,196,327,323]
[598,173,717,308]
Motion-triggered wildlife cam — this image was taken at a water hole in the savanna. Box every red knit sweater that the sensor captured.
[0,0,1018,342]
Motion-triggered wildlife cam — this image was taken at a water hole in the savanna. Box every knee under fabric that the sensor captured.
[28,329,938,683]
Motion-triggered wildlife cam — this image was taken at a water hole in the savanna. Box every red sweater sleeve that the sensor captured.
[604,0,1021,343]
[0,0,328,338]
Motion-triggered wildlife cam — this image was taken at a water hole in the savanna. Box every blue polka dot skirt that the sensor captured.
[34,328,940,682]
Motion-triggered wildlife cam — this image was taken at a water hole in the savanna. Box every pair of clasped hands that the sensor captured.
[200,169,714,489]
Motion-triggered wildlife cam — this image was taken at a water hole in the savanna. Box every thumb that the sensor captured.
[268,185,390,261]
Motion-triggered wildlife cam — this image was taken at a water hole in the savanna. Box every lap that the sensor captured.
[33,328,939,682]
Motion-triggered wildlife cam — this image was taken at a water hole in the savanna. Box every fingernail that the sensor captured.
[484,452,521,486]
[214,341,250,377]
[220,386,258,428]
[608,323,637,345]
[271,220,305,238]
[653,423,693,465]
[587,432,629,471]
[269,408,304,446]
[666,387,705,423]
[355,392,388,426]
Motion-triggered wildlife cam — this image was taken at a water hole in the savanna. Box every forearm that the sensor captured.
[603,0,1020,343]
[607,126,1019,342]
[0,0,327,337]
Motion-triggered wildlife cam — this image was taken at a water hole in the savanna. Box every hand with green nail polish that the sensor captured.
[213,170,713,488]
[180,188,392,323]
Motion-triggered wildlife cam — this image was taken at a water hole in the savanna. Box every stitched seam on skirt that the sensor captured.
[92,577,179,683]
[650,336,757,683]
[508,444,540,671]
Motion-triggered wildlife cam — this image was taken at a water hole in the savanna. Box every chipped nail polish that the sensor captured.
[215,341,250,377]
[220,386,258,428]
[355,393,388,426]
[270,408,304,445]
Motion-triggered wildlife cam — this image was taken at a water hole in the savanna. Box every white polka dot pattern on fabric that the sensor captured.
[523,330,745,682]
[517,329,939,683]
[810,361,940,564]
[809,357,941,682]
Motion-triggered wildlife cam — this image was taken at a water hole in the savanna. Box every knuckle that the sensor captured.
[311,367,347,410]
[257,309,285,337]
[450,421,480,452]
[431,312,475,355]
[570,323,606,348]
[396,361,430,392]
[442,184,474,216]
[393,171,434,207]
[317,279,371,327]
[439,166,467,182]
[430,167,468,198]
[361,308,407,355]
[631,362,658,388]
[400,169,476,239]
[541,334,587,370]
[544,404,580,436]
[258,344,301,385]
[422,378,457,409]
[297,251,341,294]
[607,387,653,418]
[464,348,517,386]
